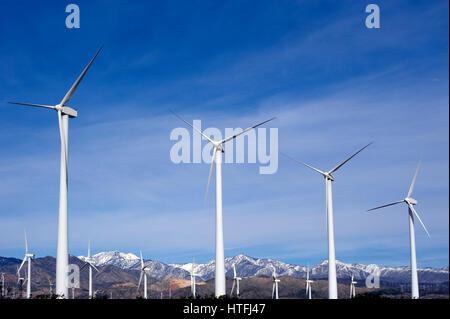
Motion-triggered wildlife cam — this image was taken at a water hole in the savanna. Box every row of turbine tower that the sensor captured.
[5,46,430,299]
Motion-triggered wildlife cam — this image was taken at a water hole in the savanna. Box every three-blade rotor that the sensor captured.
[367,160,430,237]
[171,111,276,203]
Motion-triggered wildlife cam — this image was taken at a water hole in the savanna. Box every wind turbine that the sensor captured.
[48,279,54,295]
[349,274,357,298]
[17,230,34,299]
[137,251,148,299]
[367,160,430,299]
[16,265,25,298]
[172,111,275,297]
[282,142,372,299]
[80,240,99,298]
[305,266,314,299]
[230,264,242,298]
[8,47,102,298]
[1,272,5,297]
[271,266,280,299]
[190,257,199,298]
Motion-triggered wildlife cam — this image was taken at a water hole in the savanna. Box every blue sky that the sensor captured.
[0,1,448,268]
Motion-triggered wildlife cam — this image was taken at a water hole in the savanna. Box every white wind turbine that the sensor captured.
[48,279,54,295]
[305,266,314,299]
[1,272,5,297]
[172,111,275,297]
[137,251,149,299]
[230,264,242,298]
[368,160,430,299]
[17,230,34,299]
[349,274,357,298]
[282,142,372,299]
[80,240,99,298]
[190,257,199,298]
[271,266,280,299]
[8,47,102,298]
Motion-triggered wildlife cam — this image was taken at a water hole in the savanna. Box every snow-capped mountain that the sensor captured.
[78,251,140,269]
[77,252,449,284]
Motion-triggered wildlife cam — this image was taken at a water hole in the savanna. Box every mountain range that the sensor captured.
[77,251,449,284]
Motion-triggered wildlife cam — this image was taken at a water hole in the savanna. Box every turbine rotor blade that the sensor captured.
[220,117,276,144]
[204,147,217,204]
[407,159,421,198]
[329,142,373,174]
[408,203,431,238]
[170,110,217,145]
[230,280,235,296]
[367,200,404,212]
[60,46,103,106]
[140,251,144,268]
[137,271,143,291]
[8,102,56,110]
[280,152,327,176]
[18,256,27,275]
[88,240,91,258]
[24,230,28,254]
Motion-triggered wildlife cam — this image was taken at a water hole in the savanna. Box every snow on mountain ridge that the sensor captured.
[78,251,449,283]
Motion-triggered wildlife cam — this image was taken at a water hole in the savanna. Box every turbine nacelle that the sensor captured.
[324,172,335,181]
[25,254,34,258]
[56,105,78,118]
[405,197,418,206]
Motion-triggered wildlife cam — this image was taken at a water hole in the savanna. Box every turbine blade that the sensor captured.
[272,283,275,299]
[18,257,27,274]
[137,271,143,290]
[170,110,216,145]
[230,280,235,296]
[407,159,421,198]
[80,263,88,271]
[408,204,431,238]
[91,263,100,272]
[204,147,217,204]
[367,200,404,212]
[233,264,237,278]
[220,117,276,144]
[280,152,327,176]
[88,240,91,258]
[60,46,103,106]
[8,102,56,110]
[140,251,144,268]
[329,142,373,174]
[24,230,28,254]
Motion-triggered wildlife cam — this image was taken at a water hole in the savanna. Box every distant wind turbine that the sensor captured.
[17,230,34,299]
[172,111,275,297]
[1,272,5,297]
[282,142,372,299]
[80,240,99,298]
[305,266,314,299]
[230,264,242,298]
[190,257,199,298]
[271,266,280,299]
[8,46,102,298]
[349,274,357,298]
[368,160,430,299]
[137,251,148,299]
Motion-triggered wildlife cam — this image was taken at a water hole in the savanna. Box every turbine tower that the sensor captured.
[282,142,372,299]
[349,274,357,298]
[271,266,280,299]
[172,111,275,297]
[137,251,148,299]
[17,230,34,299]
[230,264,242,298]
[8,47,102,298]
[48,279,54,295]
[1,272,5,297]
[305,266,314,299]
[368,160,430,299]
[190,257,199,298]
[80,240,99,298]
